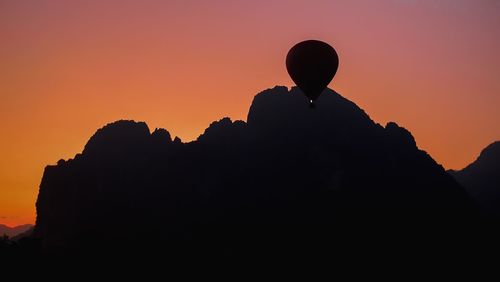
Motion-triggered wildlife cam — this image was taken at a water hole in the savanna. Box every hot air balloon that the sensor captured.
[286,40,339,108]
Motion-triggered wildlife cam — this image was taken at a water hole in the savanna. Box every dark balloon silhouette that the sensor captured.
[286,40,339,107]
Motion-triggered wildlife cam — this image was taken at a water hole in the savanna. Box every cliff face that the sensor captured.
[34,86,477,252]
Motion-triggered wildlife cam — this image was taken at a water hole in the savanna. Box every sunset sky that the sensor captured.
[1,0,499,226]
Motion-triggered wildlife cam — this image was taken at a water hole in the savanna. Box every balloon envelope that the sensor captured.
[286,40,339,102]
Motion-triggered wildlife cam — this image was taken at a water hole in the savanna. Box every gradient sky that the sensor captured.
[1,0,499,226]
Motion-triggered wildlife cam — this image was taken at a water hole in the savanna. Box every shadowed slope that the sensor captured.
[450,141,500,215]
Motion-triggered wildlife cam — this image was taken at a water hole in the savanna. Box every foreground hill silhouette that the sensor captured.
[34,86,481,256]
[450,141,500,216]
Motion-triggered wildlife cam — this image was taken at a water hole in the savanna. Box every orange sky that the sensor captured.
[1,0,499,226]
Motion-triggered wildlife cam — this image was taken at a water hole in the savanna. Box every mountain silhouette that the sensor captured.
[33,86,480,257]
[0,224,33,238]
[449,141,500,216]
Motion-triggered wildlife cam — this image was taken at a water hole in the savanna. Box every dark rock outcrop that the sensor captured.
[34,86,479,256]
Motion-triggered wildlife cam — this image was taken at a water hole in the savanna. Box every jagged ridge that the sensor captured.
[34,86,477,254]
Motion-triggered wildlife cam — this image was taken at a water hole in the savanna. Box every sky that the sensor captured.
[0,0,499,226]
